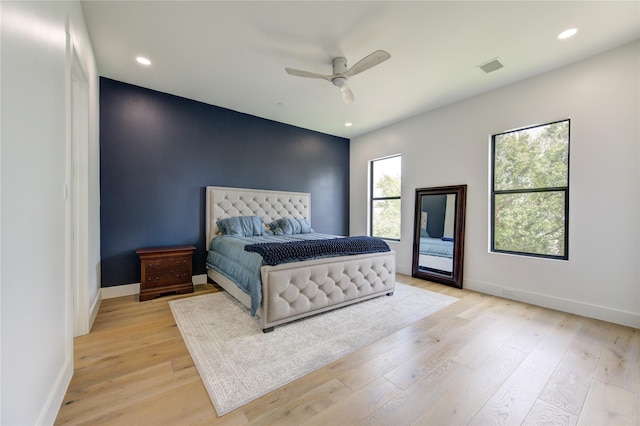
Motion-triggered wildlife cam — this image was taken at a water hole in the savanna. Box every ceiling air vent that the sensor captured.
[477,58,504,74]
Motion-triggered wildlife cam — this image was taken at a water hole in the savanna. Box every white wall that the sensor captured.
[1,1,100,424]
[351,41,639,328]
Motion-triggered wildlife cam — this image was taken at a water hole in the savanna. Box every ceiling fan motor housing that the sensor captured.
[332,57,348,75]
[332,57,348,87]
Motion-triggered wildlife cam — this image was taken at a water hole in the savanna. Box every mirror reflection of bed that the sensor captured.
[412,185,467,288]
[418,193,456,276]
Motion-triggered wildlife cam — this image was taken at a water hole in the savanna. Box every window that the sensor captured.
[370,155,401,240]
[491,120,569,259]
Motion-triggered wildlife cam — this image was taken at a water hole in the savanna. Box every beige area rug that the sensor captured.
[169,283,458,416]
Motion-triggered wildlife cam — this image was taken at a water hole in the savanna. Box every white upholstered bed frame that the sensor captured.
[205,186,396,332]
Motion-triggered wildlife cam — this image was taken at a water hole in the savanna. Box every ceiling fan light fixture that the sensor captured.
[332,77,347,87]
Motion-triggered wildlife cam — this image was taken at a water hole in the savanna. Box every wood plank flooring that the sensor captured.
[55,275,639,425]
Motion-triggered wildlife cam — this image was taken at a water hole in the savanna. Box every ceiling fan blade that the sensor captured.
[343,50,391,78]
[339,84,354,104]
[285,67,332,81]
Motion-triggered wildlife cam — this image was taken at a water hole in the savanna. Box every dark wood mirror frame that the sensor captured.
[411,185,467,288]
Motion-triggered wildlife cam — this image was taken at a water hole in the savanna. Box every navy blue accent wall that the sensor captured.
[421,194,447,238]
[100,78,349,287]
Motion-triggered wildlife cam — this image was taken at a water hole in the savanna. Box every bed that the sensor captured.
[205,186,396,332]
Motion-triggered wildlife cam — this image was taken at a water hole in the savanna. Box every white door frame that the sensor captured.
[69,44,90,337]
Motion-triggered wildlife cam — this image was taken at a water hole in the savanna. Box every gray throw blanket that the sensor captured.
[244,236,390,266]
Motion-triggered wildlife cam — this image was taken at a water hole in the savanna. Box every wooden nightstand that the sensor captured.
[136,245,195,301]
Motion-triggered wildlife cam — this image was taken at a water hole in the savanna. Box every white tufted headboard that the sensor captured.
[206,186,310,249]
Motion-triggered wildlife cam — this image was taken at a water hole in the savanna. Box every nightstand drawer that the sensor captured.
[144,270,191,288]
[144,255,191,273]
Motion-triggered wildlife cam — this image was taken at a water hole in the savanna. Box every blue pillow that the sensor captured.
[217,216,264,237]
[269,218,313,235]
[297,218,314,233]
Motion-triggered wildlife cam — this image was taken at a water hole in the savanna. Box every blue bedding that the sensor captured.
[245,236,389,266]
[419,237,454,258]
[206,233,339,315]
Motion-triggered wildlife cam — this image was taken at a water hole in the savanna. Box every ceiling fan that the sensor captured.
[285,50,391,104]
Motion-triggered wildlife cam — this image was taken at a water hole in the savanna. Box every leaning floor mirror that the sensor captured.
[412,185,467,288]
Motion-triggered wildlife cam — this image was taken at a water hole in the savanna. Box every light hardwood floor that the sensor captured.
[55,274,639,425]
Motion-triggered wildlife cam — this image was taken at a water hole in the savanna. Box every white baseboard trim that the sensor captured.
[101,275,209,299]
[193,273,208,285]
[89,291,102,331]
[102,282,140,299]
[38,352,73,425]
[465,279,640,329]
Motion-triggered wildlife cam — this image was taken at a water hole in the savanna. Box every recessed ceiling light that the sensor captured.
[345,122,353,127]
[136,56,151,65]
[557,28,577,40]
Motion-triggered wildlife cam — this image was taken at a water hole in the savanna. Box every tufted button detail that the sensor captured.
[264,253,395,323]
[210,189,312,237]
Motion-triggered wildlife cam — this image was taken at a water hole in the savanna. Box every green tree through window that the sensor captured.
[370,155,401,240]
[492,120,569,259]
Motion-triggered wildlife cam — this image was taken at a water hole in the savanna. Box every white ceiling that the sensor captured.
[81,1,640,139]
